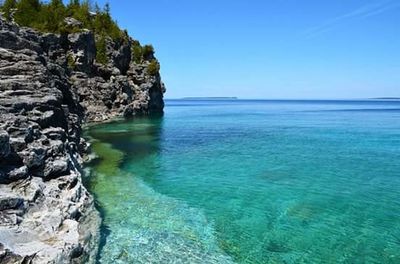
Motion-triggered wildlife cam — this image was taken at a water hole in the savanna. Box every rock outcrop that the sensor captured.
[0,15,165,263]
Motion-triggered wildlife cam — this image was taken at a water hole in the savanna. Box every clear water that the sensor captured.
[85,100,400,263]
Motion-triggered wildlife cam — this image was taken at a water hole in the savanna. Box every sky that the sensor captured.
[92,0,399,99]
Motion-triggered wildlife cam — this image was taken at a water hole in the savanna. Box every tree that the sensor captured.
[104,2,110,15]
[1,0,17,21]
[14,0,41,28]
[91,2,123,41]
[1,0,145,63]
[66,0,91,29]
[42,0,66,32]
[70,0,80,6]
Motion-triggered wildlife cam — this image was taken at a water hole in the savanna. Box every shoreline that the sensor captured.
[0,15,165,263]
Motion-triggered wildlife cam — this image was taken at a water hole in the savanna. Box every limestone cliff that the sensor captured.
[0,15,165,263]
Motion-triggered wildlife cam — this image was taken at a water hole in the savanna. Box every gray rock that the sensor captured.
[64,17,83,28]
[113,43,131,74]
[0,131,10,158]
[68,31,96,73]
[9,137,26,152]
[20,147,46,169]
[42,127,66,141]
[0,13,165,263]
[7,166,28,181]
[0,197,23,211]
[43,158,70,179]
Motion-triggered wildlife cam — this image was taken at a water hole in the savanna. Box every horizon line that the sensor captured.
[164,97,400,101]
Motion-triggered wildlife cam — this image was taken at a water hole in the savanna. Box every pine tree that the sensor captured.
[104,2,110,15]
[1,0,17,21]
[67,0,91,29]
[1,0,131,57]
[14,0,41,28]
[42,0,65,32]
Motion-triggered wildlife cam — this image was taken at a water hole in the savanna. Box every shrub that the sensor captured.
[142,44,154,60]
[0,0,126,40]
[66,53,76,69]
[131,42,143,63]
[96,34,108,65]
[0,0,158,67]
[1,0,17,21]
[147,60,160,76]
[131,42,158,64]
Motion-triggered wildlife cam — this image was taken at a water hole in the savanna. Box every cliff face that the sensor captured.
[0,16,165,263]
[67,31,165,122]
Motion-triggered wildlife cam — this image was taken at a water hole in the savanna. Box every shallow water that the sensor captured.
[86,100,400,263]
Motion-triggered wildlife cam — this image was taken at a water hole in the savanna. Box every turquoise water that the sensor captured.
[86,100,400,263]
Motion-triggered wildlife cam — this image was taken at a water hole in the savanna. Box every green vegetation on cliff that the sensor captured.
[131,41,156,63]
[0,0,160,68]
[95,34,108,64]
[147,60,160,76]
[0,0,124,41]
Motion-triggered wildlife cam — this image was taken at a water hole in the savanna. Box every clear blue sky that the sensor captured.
[94,0,399,99]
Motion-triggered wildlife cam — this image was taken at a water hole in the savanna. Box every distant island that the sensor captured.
[371,97,400,100]
[181,97,238,100]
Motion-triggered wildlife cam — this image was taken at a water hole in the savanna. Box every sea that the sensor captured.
[85,99,400,263]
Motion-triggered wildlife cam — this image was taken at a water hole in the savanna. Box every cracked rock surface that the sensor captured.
[0,15,165,264]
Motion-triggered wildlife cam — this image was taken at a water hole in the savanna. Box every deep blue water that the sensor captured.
[86,99,400,263]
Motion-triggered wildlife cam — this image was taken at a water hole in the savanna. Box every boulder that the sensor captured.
[43,158,71,179]
[7,166,28,181]
[20,146,46,169]
[0,197,23,211]
[9,137,26,153]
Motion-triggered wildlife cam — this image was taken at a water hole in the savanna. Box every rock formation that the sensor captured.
[0,15,165,263]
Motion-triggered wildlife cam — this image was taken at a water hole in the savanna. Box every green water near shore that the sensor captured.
[86,119,233,263]
[86,100,400,263]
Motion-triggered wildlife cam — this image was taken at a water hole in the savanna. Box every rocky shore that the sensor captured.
[0,16,165,263]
